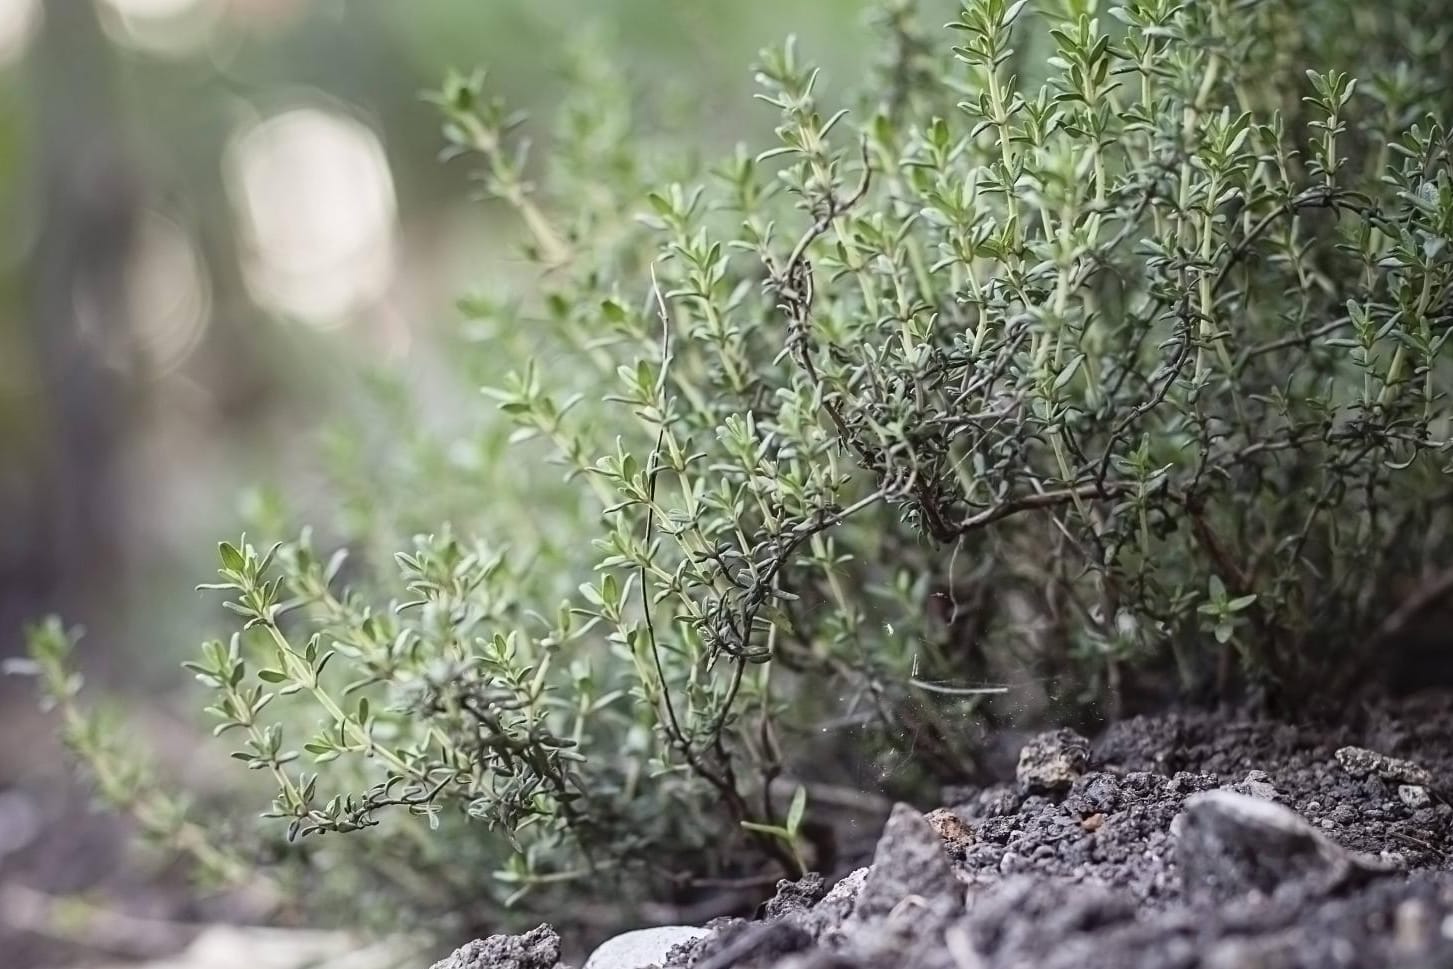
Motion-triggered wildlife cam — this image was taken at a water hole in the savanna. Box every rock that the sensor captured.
[1016,729,1091,795]
[433,924,562,969]
[1227,769,1280,801]
[1335,746,1435,787]
[763,875,828,921]
[799,867,869,942]
[584,927,709,969]
[1399,784,1432,810]
[852,803,962,922]
[688,921,812,969]
[769,954,867,969]
[924,808,976,859]
[960,876,1137,966]
[1175,790,1391,901]
[1065,773,1121,816]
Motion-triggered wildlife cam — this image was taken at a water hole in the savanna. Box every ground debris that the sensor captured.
[659,697,1453,969]
[1014,729,1090,796]
[1175,790,1391,901]
[431,924,563,969]
[1335,745,1436,787]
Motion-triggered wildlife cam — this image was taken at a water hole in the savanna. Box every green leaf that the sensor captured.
[601,299,627,324]
[786,785,808,835]
[1052,353,1086,392]
[1001,0,1031,28]
[219,542,245,572]
[740,821,790,838]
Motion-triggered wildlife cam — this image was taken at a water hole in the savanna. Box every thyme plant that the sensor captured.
[21,0,1453,942]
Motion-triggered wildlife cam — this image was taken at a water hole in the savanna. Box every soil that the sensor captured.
[452,690,1453,969]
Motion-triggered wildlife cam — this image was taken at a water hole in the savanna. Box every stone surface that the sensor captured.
[763,874,829,921]
[688,921,813,969]
[851,804,961,922]
[1399,783,1432,809]
[1226,769,1281,801]
[660,698,1453,969]
[433,924,562,969]
[1175,790,1390,901]
[923,808,976,860]
[1335,745,1435,787]
[584,926,709,969]
[1014,729,1090,796]
[799,867,869,941]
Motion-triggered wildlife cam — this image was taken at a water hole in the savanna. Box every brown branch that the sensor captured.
[954,482,1137,534]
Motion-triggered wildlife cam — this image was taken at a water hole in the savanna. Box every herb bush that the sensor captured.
[20,0,1453,945]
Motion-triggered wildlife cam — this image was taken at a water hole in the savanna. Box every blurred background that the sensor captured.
[0,2,883,965]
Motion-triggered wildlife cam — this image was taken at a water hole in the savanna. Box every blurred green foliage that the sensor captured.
[0,0,894,674]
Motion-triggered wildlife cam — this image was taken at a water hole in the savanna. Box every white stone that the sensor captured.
[584,926,710,969]
[1399,784,1432,809]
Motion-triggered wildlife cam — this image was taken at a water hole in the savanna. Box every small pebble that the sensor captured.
[1229,770,1280,801]
[1016,729,1091,795]
[1400,784,1432,810]
[924,808,976,857]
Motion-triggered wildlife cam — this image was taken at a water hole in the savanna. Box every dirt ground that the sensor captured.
[23,682,1453,969]
[642,691,1453,969]
[446,690,1453,969]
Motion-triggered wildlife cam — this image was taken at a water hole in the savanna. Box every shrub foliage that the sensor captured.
[21,0,1453,941]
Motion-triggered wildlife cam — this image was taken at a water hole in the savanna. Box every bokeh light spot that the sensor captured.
[0,0,41,66]
[125,211,212,377]
[224,106,398,327]
[97,0,221,58]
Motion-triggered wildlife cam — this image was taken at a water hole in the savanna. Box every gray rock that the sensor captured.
[585,926,710,969]
[689,921,812,969]
[1335,746,1435,787]
[1400,784,1432,810]
[799,867,868,942]
[763,874,828,921]
[1175,790,1391,901]
[959,876,1138,968]
[1016,729,1091,795]
[852,804,962,922]
[432,924,562,969]
[1226,769,1280,802]
[821,867,868,912]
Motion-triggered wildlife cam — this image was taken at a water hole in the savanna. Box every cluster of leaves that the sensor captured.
[22,0,1453,943]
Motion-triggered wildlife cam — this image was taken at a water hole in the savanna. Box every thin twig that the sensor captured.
[778,136,874,285]
[641,266,726,791]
